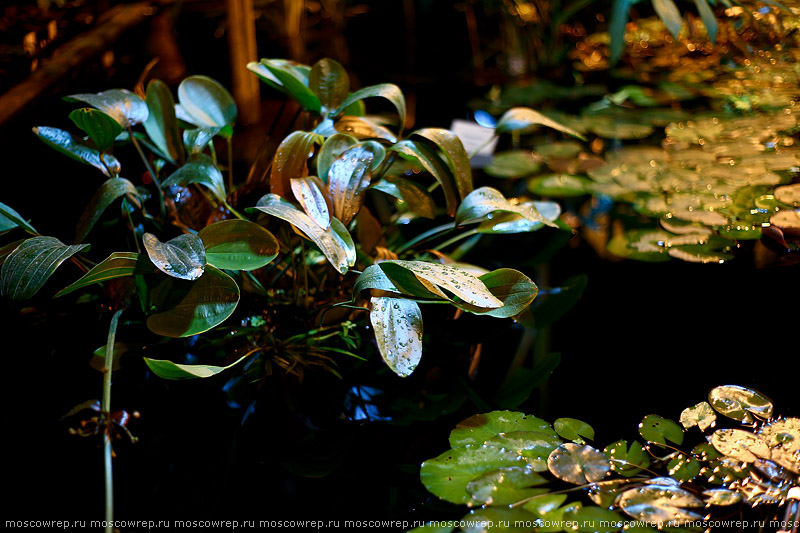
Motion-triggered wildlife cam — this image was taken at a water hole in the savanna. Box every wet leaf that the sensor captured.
[270,131,323,197]
[710,429,770,462]
[33,126,121,177]
[290,176,332,228]
[496,107,586,140]
[528,174,591,197]
[182,128,217,155]
[330,116,398,143]
[143,350,250,380]
[0,237,89,300]
[547,443,610,484]
[68,108,122,152]
[536,141,583,160]
[413,128,473,200]
[309,58,349,114]
[708,385,773,423]
[252,194,351,273]
[476,201,562,234]
[143,233,206,281]
[639,415,684,446]
[334,83,406,134]
[163,154,227,204]
[757,418,800,473]
[775,184,800,206]
[0,202,36,234]
[328,143,378,226]
[457,187,558,228]
[250,59,320,113]
[485,150,542,179]
[75,178,139,243]
[554,418,595,443]
[143,79,183,165]
[55,252,154,297]
[449,411,557,448]
[702,488,742,506]
[521,493,567,518]
[146,265,240,337]
[177,75,237,129]
[329,217,356,268]
[369,296,423,377]
[317,133,357,181]
[392,139,458,216]
[605,440,650,477]
[457,268,538,318]
[461,507,541,533]
[680,401,716,431]
[565,506,624,533]
[370,176,436,219]
[66,89,148,127]
[198,220,279,271]
[0,240,25,268]
[667,453,701,482]
[484,431,562,471]
[618,485,703,524]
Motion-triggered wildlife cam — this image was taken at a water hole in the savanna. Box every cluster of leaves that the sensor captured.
[0,57,585,381]
[416,385,800,533]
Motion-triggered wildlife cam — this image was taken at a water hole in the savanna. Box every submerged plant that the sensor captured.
[417,385,800,532]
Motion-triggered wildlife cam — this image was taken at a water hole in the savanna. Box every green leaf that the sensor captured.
[392,140,458,216]
[496,107,586,140]
[618,484,703,523]
[0,236,89,300]
[456,268,538,318]
[566,506,624,533]
[327,143,378,225]
[667,453,701,482]
[369,296,423,377]
[638,415,684,445]
[0,202,37,233]
[413,128,473,200]
[33,126,121,177]
[144,350,251,380]
[449,411,557,448]
[198,220,279,271]
[547,443,611,484]
[317,133,357,181]
[456,187,558,228]
[554,418,595,443]
[252,59,321,113]
[694,0,717,42]
[466,467,548,506]
[680,401,716,431]
[605,440,651,477]
[251,194,352,273]
[162,153,227,203]
[334,83,406,134]
[68,108,123,152]
[146,265,240,337]
[55,252,154,297]
[522,494,568,518]
[143,233,206,281]
[710,428,769,463]
[66,88,148,127]
[0,240,25,268]
[177,75,237,129]
[609,0,633,64]
[183,128,217,155]
[75,178,139,243]
[309,58,350,114]
[143,79,184,165]
[485,150,543,179]
[290,176,332,229]
[476,201,562,234]
[269,131,324,197]
[708,385,773,423]
[370,176,436,219]
[329,217,356,268]
[528,174,591,197]
[330,116,397,142]
[653,0,683,37]
[484,431,561,471]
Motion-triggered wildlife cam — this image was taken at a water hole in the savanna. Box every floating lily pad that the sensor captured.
[547,443,610,485]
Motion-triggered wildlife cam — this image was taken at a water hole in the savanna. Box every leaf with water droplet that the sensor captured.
[702,488,742,506]
[680,401,716,431]
[269,131,324,197]
[667,453,700,482]
[449,411,556,448]
[456,187,558,228]
[55,252,154,298]
[143,233,206,281]
[392,139,458,216]
[33,126,121,177]
[757,417,800,473]
[618,484,703,524]
[177,75,237,129]
[638,415,684,446]
[162,153,227,204]
[564,506,624,533]
[711,428,770,463]
[0,236,89,300]
[75,178,139,243]
[317,133,357,181]
[371,176,437,219]
[604,440,650,477]
[370,296,423,377]
[334,83,406,135]
[496,107,586,140]
[412,128,473,200]
[465,466,548,506]
[708,385,773,423]
[198,220,279,271]
[327,143,378,226]
[68,108,122,152]
[290,176,333,229]
[66,88,148,127]
[547,443,610,485]
[309,58,350,115]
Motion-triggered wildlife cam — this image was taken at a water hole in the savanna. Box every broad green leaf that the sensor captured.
[331,116,397,142]
[413,128,473,199]
[143,79,183,165]
[680,401,716,431]
[484,430,562,471]
[653,0,683,37]
[66,88,148,127]
[0,236,89,300]
[90,342,127,372]
[456,187,558,228]
[609,0,633,64]
[198,220,279,270]
[327,143,377,225]
[75,178,139,243]
[476,200,562,234]
[618,485,703,523]
[667,453,701,482]
[317,133,357,181]
[146,265,240,337]
[177,75,237,129]
[565,506,624,533]
[449,411,556,447]
[0,240,25,267]
[143,233,206,281]
[547,443,611,484]
[392,140,458,216]
[465,467,548,505]
[329,217,356,268]
[353,264,403,296]
[758,418,800,473]
[144,350,251,380]
[183,128,217,155]
[252,194,351,273]
[309,58,350,114]
[534,503,583,533]
[522,494,568,518]
[461,505,543,532]
[370,176,436,219]
[252,59,321,113]
[528,174,591,197]
[380,260,502,308]
[162,153,227,203]
[554,418,595,442]
[33,126,121,177]
[290,176,332,229]
[708,385,773,422]
[605,440,650,477]
[485,150,542,179]
[0,202,36,233]
[334,83,406,134]
[420,445,528,504]
[68,108,122,152]
[369,296,423,377]
[55,252,154,297]
[270,131,323,197]
[496,107,586,140]
[456,268,538,317]
[694,0,717,42]
[703,489,743,506]
[710,429,770,463]
[638,415,684,445]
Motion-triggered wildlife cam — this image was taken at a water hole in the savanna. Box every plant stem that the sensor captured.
[226,135,234,192]
[396,222,456,253]
[433,229,478,251]
[222,200,247,221]
[102,309,124,533]
[127,126,166,221]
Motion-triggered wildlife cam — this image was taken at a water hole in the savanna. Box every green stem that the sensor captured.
[102,309,124,533]
[226,136,234,192]
[396,222,456,253]
[127,126,166,221]
[222,200,247,221]
[433,229,479,251]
